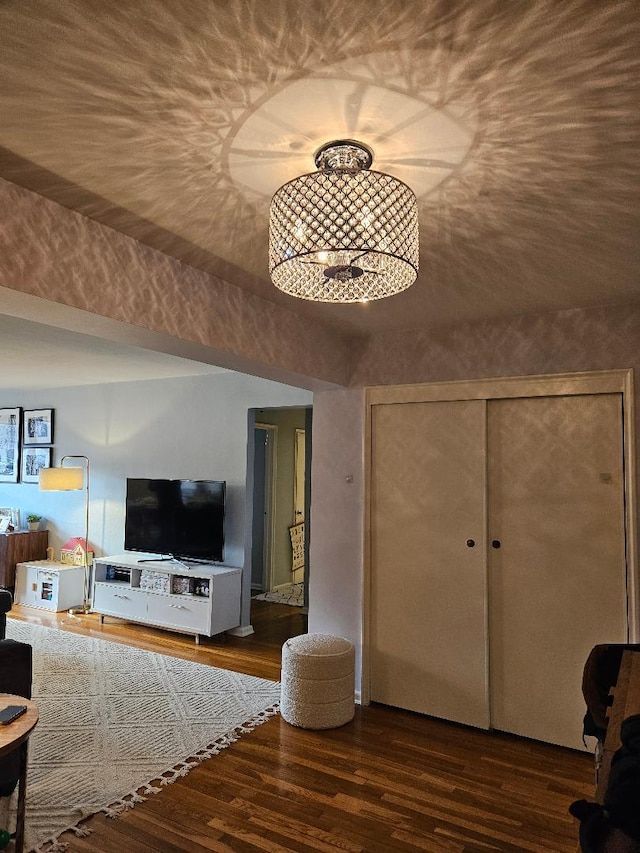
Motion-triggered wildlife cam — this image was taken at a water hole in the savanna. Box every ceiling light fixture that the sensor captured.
[268,140,419,302]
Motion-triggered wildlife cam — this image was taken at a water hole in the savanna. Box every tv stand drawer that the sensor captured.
[147,595,208,634]
[93,583,147,621]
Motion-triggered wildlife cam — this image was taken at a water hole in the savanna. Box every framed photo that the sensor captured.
[0,407,21,483]
[289,522,305,570]
[21,446,51,484]
[0,507,20,532]
[23,408,54,445]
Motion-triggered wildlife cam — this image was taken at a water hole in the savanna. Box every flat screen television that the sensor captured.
[124,478,225,562]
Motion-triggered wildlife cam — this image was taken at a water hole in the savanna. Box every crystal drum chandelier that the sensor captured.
[269,140,419,302]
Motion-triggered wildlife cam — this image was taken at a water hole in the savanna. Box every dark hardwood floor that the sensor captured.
[9,600,593,852]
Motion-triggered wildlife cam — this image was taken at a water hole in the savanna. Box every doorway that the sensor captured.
[247,406,312,611]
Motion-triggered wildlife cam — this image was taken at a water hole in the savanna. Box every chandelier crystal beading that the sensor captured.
[268,140,419,302]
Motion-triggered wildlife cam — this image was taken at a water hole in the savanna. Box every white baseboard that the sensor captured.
[227,624,255,637]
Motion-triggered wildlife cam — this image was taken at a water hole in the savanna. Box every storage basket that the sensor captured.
[140,570,170,593]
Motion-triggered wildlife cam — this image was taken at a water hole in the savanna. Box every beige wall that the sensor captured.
[308,388,365,671]
[0,179,352,390]
[350,301,640,389]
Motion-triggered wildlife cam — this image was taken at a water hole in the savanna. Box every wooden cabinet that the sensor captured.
[0,531,49,591]
[92,554,242,642]
[14,561,85,612]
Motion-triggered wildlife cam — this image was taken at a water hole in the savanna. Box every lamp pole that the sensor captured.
[61,456,91,615]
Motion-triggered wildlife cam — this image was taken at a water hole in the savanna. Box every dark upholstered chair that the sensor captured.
[582,643,640,741]
[0,589,33,797]
[0,589,10,641]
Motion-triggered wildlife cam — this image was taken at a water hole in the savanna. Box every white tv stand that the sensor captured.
[92,553,241,643]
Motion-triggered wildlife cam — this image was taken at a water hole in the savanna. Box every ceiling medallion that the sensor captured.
[268,139,419,303]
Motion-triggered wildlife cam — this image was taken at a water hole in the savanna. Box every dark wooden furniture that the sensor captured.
[596,649,640,802]
[0,694,38,853]
[0,531,48,591]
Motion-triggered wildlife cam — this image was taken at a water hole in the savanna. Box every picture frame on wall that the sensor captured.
[23,408,54,445]
[0,508,14,533]
[21,446,51,484]
[0,407,21,483]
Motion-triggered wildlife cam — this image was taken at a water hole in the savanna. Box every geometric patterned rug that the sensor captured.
[2,619,280,852]
[252,582,304,607]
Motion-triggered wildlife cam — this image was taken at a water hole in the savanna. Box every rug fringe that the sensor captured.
[32,702,280,851]
[30,818,92,853]
[32,841,68,853]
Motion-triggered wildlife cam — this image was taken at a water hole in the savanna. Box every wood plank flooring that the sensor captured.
[8,600,593,852]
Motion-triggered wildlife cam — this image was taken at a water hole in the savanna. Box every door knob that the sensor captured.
[492,539,501,549]
[466,539,475,548]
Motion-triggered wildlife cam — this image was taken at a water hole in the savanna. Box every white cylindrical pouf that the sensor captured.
[280,633,355,729]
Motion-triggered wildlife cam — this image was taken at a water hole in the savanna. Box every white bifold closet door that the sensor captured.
[370,393,628,749]
[370,399,489,729]
[487,394,627,748]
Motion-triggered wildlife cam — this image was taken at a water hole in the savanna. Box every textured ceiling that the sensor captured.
[1,0,639,338]
[0,316,228,390]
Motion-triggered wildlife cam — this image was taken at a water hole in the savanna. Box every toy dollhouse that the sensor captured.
[60,537,93,566]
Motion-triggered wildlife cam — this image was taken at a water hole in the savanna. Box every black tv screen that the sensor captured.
[124,478,225,562]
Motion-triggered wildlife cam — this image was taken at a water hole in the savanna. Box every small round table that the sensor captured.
[0,694,38,853]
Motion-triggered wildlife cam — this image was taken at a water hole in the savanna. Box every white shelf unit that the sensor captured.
[92,553,242,643]
[15,560,85,612]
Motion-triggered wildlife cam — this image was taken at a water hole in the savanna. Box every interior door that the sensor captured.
[370,399,490,728]
[488,394,628,749]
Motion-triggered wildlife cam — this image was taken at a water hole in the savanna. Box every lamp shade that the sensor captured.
[39,467,84,491]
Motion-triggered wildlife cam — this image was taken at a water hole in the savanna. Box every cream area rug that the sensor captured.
[253,582,304,607]
[2,619,280,853]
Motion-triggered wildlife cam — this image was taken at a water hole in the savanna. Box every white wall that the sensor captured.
[1,372,312,627]
[307,388,365,691]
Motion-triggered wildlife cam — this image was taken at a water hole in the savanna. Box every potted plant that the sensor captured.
[26,514,42,531]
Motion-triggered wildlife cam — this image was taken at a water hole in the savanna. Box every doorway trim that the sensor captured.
[362,369,637,705]
[294,428,306,527]
[254,422,278,593]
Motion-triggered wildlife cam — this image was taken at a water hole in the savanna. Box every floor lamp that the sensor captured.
[39,455,91,616]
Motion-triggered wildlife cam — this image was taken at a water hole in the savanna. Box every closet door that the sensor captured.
[370,400,489,728]
[488,394,627,750]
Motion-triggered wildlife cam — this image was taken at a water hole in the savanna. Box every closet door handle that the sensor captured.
[492,539,501,549]
[466,539,476,548]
